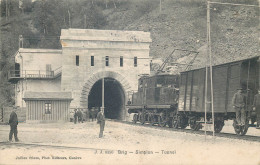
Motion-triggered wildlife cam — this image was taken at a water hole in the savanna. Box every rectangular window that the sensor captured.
[45,102,51,114]
[120,56,123,67]
[105,56,109,66]
[76,55,79,66]
[134,57,137,67]
[14,63,20,77]
[91,56,94,66]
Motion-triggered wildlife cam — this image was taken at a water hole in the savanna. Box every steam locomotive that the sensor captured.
[127,56,260,135]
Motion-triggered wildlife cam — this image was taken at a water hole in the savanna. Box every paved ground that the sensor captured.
[0,120,260,165]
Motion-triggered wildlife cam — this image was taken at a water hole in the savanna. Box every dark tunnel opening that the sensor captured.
[88,78,125,120]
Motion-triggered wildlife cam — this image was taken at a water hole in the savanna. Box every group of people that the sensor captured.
[73,107,99,124]
[232,88,260,129]
[73,107,105,138]
[73,109,84,124]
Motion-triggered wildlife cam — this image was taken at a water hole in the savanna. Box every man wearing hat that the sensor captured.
[253,89,260,129]
[9,106,19,142]
[232,88,246,126]
[97,108,105,138]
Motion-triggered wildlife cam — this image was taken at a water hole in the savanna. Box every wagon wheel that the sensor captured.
[158,113,167,127]
[214,120,224,133]
[233,119,249,136]
[251,118,256,125]
[133,114,138,124]
[233,120,241,135]
[240,120,249,136]
[190,121,201,131]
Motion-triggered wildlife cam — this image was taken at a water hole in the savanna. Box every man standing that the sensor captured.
[90,108,95,122]
[77,109,83,123]
[232,88,246,126]
[253,90,260,129]
[74,109,78,124]
[9,106,19,142]
[97,108,105,138]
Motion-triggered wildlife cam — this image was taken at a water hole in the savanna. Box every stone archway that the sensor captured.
[80,71,131,120]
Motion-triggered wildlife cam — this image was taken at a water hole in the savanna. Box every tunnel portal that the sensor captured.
[88,78,125,120]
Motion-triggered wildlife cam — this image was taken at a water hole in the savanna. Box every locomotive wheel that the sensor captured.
[172,115,188,129]
[168,118,173,128]
[150,115,156,126]
[133,114,138,124]
[172,116,179,128]
[233,119,249,136]
[158,115,167,127]
[140,113,146,125]
[214,120,224,133]
[180,115,188,129]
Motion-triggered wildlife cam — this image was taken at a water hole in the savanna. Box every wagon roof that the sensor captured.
[23,92,73,100]
[180,56,260,74]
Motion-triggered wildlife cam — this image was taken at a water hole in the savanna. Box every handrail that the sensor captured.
[9,66,62,79]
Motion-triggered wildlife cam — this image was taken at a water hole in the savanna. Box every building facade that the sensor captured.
[23,92,72,122]
[9,29,151,121]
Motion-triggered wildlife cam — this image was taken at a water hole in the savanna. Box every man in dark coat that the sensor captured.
[253,90,260,129]
[77,109,83,123]
[232,88,246,126]
[9,106,19,142]
[97,108,105,138]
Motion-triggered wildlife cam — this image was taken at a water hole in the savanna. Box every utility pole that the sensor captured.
[19,35,23,48]
[205,1,214,140]
[68,9,71,28]
[160,0,162,12]
[208,1,215,139]
[84,14,86,29]
[102,57,105,113]
[6,0,8,21]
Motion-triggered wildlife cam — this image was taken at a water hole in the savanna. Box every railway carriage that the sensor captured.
[127,56,260,136]
[176,56,260,135]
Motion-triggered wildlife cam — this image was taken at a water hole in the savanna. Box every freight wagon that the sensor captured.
[176,56,260,135]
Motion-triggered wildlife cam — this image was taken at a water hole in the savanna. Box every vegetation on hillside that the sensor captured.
[0,0,258,107]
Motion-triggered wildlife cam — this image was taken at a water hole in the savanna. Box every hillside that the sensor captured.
[103,0,259,69]
[0,0,259,106]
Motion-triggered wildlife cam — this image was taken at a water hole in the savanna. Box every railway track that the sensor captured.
[0,141,115,151]
[109,119,260,142]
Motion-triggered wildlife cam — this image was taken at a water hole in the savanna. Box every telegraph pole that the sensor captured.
[207,1,215,138]
[102,57,105,113]
[84,14,87,29]
[6,0,8,21]
[205,1,259,139]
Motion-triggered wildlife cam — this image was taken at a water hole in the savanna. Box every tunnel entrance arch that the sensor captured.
[80,71,131,120]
